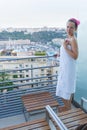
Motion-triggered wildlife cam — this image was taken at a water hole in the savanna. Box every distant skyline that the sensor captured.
[0,0,87,28]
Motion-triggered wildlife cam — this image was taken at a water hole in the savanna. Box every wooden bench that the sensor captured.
[0,119,50,130]
[0,105,66,130]
[21,91,59,121]
[0,105,87,130]
[58,108,87,130]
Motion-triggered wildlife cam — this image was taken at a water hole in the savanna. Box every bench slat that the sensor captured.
[58,108,81,116]
[58,108,87,130]
[65,118,87,129]
[21,92,58,113]
[23,97,57,106]
[22,92,49,99]
[59,110,85,120]
[0,118,50,130]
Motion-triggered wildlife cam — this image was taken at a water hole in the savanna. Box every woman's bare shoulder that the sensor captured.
[71,37,77,45]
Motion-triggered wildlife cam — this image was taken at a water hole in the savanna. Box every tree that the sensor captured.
[0,72,13,92]
[35,51,46,56]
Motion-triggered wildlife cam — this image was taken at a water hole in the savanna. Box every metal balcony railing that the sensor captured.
[0,56,87,120]
[0,56,64,119]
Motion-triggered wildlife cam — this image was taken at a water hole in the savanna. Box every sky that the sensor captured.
[0,0,87,28]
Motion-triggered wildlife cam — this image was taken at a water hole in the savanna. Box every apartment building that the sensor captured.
[0,56,59,90]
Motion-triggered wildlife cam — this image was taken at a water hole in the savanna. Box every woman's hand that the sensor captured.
[63,37,78,59]
[63,38,70,49]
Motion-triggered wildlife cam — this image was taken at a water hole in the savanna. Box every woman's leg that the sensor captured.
[62,98,71,110]
[58,95,72,112]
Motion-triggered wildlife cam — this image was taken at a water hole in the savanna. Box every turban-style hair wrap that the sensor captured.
[70,18,80,25]
[68,18,80,29]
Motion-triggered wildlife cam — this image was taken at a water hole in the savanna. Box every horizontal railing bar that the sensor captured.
[0,107,23,113]
[0,86,56,100]
[0,102,22,108]
[0,79,57,89]
[0,65,58,73]
[0,55,56,62]
[0,74,57,84]
[0,84,56,95]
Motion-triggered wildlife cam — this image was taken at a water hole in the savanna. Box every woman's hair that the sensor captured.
[68,18,80,29]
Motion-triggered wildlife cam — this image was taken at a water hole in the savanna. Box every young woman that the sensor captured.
[56,18,80,112]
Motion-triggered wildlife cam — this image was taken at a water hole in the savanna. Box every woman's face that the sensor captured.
[66,21,76,36]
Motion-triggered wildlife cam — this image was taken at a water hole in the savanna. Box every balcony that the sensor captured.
[0,56,87,129]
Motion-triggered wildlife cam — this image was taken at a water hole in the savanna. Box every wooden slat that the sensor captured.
[22,92,49,99]
[59,110,85,120]
[22,95,55,104]
[58,108,81,116]
[65,118,87,129]
[27,102,58,112]
[0,118,50,130]
[58,108,87,130]
[23,96,57,106]
[21,92,58,112]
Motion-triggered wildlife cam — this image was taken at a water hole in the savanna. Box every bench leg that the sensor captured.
[22,105,30,121]
[24,109,30,121]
